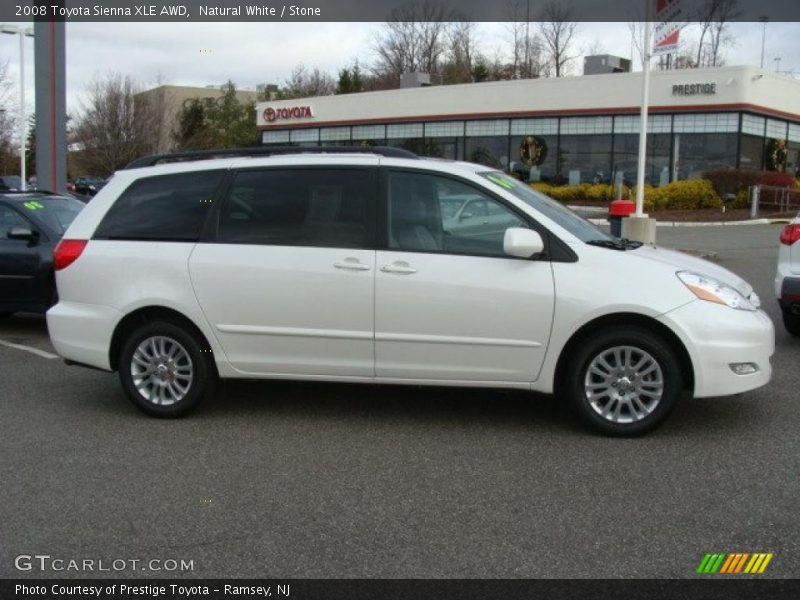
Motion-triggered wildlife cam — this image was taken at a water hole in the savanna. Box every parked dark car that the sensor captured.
[73,176,106,196]
[0,192,85,316]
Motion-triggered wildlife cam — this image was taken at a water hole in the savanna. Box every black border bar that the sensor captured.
[3,0,799,23]
[3,579,800,600]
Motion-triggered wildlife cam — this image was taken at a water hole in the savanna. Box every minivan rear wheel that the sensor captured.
[563,326,681,436]
[118,320,215,417]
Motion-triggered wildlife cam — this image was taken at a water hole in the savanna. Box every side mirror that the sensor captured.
[7,227,39,243]
[504,227,544,258]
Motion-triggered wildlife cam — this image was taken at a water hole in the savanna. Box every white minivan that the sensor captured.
[47,147,774,435]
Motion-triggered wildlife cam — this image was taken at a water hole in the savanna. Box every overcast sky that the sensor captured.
[0,21,797,120]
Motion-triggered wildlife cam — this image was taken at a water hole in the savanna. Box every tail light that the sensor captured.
[54,239,88,271]
[780,224,800,246]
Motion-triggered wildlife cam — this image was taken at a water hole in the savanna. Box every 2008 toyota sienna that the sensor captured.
[46,147,774,435]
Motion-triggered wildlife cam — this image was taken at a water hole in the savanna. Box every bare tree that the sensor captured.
[707,0,739,66]
[281,64,336,99]
[0,59,18,174]
[504,0,544,79]
[694,0,740,67]
[538,0,578,77]
[626,21,647,67]
[72,73,163,176]
[372,0,455,85]
[443,21,479,83]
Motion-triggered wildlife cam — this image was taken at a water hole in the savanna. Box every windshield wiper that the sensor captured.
[586,239,627,251]
[586,238,643,251]
[620,238,643,249]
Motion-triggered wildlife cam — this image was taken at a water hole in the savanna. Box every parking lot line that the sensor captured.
[0,338,59,360]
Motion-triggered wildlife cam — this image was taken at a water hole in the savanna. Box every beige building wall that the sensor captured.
[137,85,261,153]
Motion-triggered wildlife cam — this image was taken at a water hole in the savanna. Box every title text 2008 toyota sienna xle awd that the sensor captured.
[46,147,774,435]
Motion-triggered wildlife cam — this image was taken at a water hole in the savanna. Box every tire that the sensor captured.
[781,306,800,337]
[118,320,216,417]
[563,326,682,436]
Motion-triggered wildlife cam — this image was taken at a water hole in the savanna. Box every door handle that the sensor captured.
[381,261,417,274]
[334,258,371,271]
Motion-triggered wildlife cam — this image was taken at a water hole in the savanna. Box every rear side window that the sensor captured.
[0,205,30,233]
[218,168,373,248]
[94,171,224,241]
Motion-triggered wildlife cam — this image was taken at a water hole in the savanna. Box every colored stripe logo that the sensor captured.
[697,552,773,574]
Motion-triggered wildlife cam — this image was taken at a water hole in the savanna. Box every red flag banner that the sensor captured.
[653,0,683,55]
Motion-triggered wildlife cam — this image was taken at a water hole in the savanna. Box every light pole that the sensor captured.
[759,16,768,69]
[1,24,34,191]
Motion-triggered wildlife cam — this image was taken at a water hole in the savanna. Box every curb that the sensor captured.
[588,217,787,227]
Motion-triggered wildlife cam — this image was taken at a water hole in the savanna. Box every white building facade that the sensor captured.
[256,66,800,185]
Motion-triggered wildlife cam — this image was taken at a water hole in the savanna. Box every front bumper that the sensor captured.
[657,300,774,398]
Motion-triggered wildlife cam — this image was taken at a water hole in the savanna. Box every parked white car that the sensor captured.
[47,148,774,435]
[775,213,800,336]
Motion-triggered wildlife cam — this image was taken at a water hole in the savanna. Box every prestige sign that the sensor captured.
[672,83,716,96]
[263,105,314,123]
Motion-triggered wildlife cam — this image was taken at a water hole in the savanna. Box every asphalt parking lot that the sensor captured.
[0,224,798,579]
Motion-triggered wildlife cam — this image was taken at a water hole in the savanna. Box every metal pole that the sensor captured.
[635,18,652,216]
[34,19,67,194]
[19,29,26,191]
[759,17,767,69]
[750,185,759,219]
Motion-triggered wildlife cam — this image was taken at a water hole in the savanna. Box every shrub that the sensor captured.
[759,171,797,188]
[703,169,760,199]
[657,179,722,210]
[731,189,751,209]
[528,182,617,203]
[533,179,721,210]
[631,180,721,211]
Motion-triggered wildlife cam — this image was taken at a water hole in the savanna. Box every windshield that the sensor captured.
[478,171,613,243]
[19,196,85,236]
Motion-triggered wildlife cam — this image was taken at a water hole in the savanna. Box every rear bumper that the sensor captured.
[46,301,120,371]
[658,301,774,398]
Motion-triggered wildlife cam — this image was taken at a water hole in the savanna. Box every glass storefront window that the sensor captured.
[673,133,737,180]
[464,136,509,170]
[289,128,319,144]
[787,142,800,178]
[558,134,612,184]
[262,130,290,144]
[385,138,425,153]
[613,133,671,186]
[510,134,558,182]
[319,127,351,147]
[352,124,386,147]
[424,137,461,159]
[739,134,765,171]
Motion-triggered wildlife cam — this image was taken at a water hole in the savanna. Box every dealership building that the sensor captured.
[255,65,800,186]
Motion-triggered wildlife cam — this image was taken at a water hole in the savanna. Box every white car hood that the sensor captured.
[632,245,753,298]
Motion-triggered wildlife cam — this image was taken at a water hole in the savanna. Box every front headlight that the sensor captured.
[677,271,756,311]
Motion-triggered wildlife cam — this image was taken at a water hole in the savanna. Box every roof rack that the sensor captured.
[123,145,419,170]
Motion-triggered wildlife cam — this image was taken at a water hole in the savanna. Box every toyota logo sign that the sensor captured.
[263,106,314,122]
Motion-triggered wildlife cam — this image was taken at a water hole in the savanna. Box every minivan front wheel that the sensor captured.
[118,320,215,417]
[564,326,682,436]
